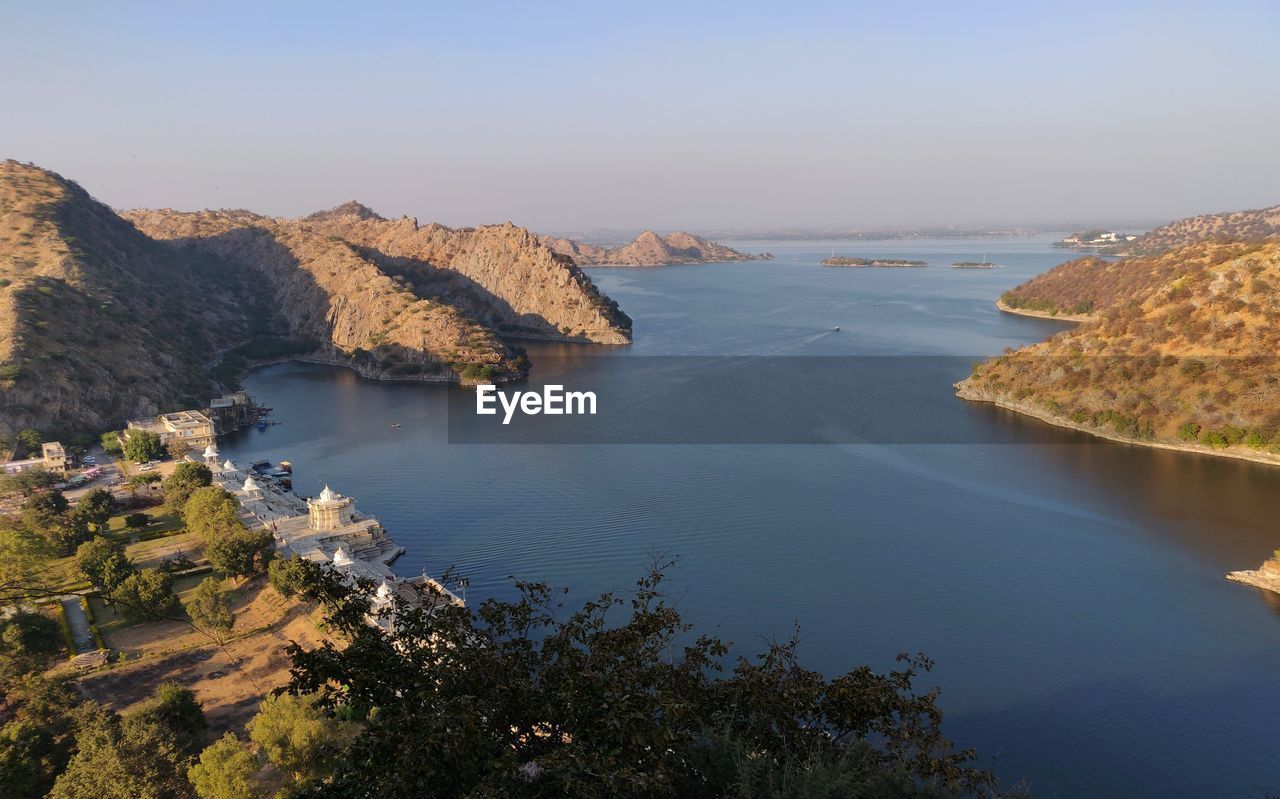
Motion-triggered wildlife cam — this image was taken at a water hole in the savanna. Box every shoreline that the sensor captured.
[955,380,1280,469]
[995,298,1094,323]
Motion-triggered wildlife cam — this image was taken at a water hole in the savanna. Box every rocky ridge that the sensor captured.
[540,230,768,266]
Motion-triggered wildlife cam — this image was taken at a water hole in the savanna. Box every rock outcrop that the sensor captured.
[1116,204,1280,255]
[540,230,768,266]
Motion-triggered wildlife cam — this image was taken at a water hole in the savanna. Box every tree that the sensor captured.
[132,682,208,753]
[246,692,354,791]
[184,578,233,643]
[24,489,69,521]
[206,529,274,580]
[122,431,165,464]
[100,431,122,455]
[15,429,42,459]
[162,463,212,512]
[43,512,94,558]
[268,557,320,599]
[125,512,151,531]
[48,702,194,799]
[0,468,56,498]
[0,610,64,680]
[76,537,135,594]
[0,517,51,608]
[283,563,999,798]
[182,487,241,543]
[113,569,178,623]
[188,733,260,799]
[0,677,81,797]
[76,489,115,530]
[165,439,191,461]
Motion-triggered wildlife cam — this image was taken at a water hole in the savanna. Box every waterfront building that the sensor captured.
[207,391,256,435]
[127,410,216,450]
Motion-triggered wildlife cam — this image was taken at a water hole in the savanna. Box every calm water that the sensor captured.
[223,236,1280,798]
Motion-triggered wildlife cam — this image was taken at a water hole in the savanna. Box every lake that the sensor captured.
[221,235,1280,798]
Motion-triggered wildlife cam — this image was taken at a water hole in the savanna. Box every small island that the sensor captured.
[821,257,927,267]
[951,261,1002,269]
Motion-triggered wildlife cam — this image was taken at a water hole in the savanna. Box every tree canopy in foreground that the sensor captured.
[282,560,1008,798]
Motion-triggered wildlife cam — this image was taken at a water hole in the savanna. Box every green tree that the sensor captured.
[48,702,194,799]
[113,569,178,623]
[283,563,998,798]
[188,733,260,799]
[43,512,94,558]
[247,692,354,790]
[184,578,233,643]
[268,557,320,599]
[122,431,165,464]
[0,517,51,607]
[76,537,135,593]
[15,429,42,459]
[24,489,69,522]
[182,487,241,543]
[76,489,115,530]
[206,529,274,580]
[162,463,212,512]
[0,677,81,797]
[0,610,64,680]
[125,512,151,531]
[132,682,208,753]
[100,431,122,455]
[0,468,56,498]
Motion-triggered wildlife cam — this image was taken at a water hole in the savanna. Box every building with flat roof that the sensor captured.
[127,410,216,450]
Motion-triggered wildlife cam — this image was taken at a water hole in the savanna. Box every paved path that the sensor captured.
[60,595,94,653]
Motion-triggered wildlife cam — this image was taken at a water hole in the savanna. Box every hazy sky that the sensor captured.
[3,1,1277,232]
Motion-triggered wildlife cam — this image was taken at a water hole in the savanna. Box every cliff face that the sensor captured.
[961,240,1280,460]
[303,207,631,344]
[0,161,246,443]
[540,230,766,266]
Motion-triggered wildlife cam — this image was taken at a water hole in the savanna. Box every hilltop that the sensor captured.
[0,162,631,445]
[960,239,1280,463]
[541,230,769,266]
[1111,204,1280,255]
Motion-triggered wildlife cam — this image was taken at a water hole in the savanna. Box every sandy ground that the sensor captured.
[74,576,333,733]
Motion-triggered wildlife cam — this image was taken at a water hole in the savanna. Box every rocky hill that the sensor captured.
[0,162,632,446]
[960,239,1280,462]
[302,204,630,343]
[0,160,248,446]
[540,230,768,266]
[1115,204,1280,255]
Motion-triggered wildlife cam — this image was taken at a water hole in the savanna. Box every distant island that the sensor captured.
[821,257,927,267]
[541,231,772,267]
[951,261,1003,269]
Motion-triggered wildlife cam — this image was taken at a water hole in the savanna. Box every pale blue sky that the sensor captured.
[2,1,1277,231]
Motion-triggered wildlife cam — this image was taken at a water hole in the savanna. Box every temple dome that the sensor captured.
[202,444,219,459]
[222,459,237,472]
[242,475,259,493]
[332,546,353,566]
[318,485,340,503]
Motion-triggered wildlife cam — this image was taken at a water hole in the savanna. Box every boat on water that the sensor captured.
[392,423,401,428]
[833,326,840,331]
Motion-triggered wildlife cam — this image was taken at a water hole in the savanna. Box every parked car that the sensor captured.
[82,455,96,464]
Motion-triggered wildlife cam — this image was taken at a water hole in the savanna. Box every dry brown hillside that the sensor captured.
[0,160,247,446]
[1117,204,1280,255]
[0,162,633,445]
[302,204,631,343]
[960,240,1280,459]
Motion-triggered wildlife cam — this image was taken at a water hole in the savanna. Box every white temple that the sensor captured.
[201,456,461,629]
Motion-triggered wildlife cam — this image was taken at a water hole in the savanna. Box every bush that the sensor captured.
[1177,422,1201,442]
